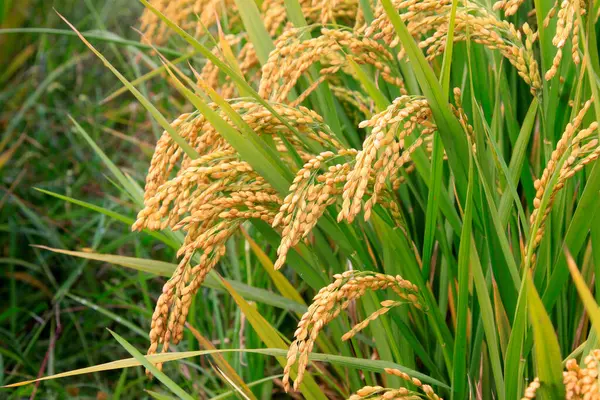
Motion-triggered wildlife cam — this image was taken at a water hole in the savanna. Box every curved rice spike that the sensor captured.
[282,271,421,392]
[349,368,443,399]
[357,0,541,94]
[528,98,599,258]
[339,96,435,223]
[259,27,405,103]
[543,0,587,80]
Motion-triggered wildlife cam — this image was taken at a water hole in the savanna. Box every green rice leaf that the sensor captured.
[526,273,565,399]
[108,330,195,400]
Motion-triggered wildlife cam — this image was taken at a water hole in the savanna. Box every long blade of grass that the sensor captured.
[35,246,306,313]
[34,188,176,247]
[451,136,473,400]
[108,330,195,400]
[101,51,197,104]
[232,0,274,65]
[4,347,447,389]
[498,98,539,225]
[0,28,184,56]
[566,248,600,338]
[69,116,143,205]
[471,244,505,400]
[526,273,565,398]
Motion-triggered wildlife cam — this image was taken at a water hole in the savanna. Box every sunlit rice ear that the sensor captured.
[527,98,598,257]
[362,0,542,94]
[340,96,435,223]
[259,26,406,104]
[543,0,587,80]
[281,271,421,392]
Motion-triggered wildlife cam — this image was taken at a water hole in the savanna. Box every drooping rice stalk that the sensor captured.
[259,27,406,103]
[339,96,435,223]
[358,0,542,93]
[281,271,422,392]
[350,368,442,400]
[543,0,586,80]
[526,98,599,265]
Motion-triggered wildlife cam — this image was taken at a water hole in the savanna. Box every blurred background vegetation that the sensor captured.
[0,1,226,398]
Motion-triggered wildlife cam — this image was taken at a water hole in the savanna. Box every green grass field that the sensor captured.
[2,0,600,399]
[0,2,186,398]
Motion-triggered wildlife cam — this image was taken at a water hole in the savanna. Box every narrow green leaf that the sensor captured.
[232,0,274,65]
[451,138,474,400]
[34,189,176,247]
[498,98,539,225]
[471,244,505,400]
[69,116,143,205]
[146,390,177,400]
[108,330,195,400]
[4,348,447,390]
[526,273,565,398]
[101,51,197,104]
[439,0,459,94]
[283,0,309,28]
[35,246,307,313]
[505,275,528,399]
[0,28,184,56]
[566,248,600,338]
[421,132,444,280]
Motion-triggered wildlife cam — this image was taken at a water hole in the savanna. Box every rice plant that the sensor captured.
[5,0,600,398]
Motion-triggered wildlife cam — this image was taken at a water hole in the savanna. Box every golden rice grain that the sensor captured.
[529,98,598,253]
[339,96,435,223]
[341,299,400,341]
[493,0,526,16]
[282,271,420,392]
[272,149,357,270]
[526,349,600,399]
[360,0,541,94]
[544,0,586,80]
[259,27,405,103]
[377,368,442,400]
[521,378,540,400]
